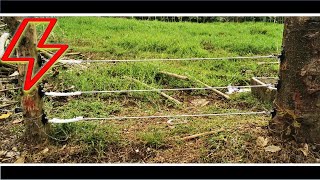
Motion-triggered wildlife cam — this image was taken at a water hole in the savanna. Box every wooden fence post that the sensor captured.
[4,17,48,143]
[270,17,320,143]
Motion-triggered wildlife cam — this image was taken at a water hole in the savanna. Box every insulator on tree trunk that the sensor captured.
[271,108,277,119]
[278,48,285,63]
[38,83,45,98]
[14,107,23,114]
[275,79,282,91]
[37,54,46,67]
[41,113,48,125]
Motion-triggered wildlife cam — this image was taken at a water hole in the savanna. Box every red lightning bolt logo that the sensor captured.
[1,18,68,92]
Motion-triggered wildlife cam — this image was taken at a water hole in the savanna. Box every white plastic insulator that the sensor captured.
[59,60,83,64]
[44,91,82,97]
[48,116,84,123]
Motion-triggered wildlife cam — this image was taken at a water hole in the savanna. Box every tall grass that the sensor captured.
[130,16,285,24]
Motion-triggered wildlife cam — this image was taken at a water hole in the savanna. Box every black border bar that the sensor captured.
[1,1,320,13]
[1,166,320,179]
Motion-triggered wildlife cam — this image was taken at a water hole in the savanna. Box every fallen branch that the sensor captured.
[252,77,267,86]
[0,100,18,103]
[0,87,21,93]
[192,78,230,100]
[124,76,182,105]
[159,71,230,100]
[159,71,189,80]
[0,80,9,83]
[0,66,15,73]
[1,76,18,81]
[181,128,225,141]
[39,49,53,59]
[257,62,279,65]
[66,52,83,56]
[0,62,17,70]
[0,103,15,109]
[40,50,83,59]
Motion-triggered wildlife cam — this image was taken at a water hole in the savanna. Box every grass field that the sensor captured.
[44,17,282,114]
[6,17,314,163]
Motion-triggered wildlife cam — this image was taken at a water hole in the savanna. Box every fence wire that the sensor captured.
[48,111,270,124]
[56,54,279,64]
[44,84,273,97]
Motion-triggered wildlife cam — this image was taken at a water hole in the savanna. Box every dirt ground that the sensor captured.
[1,99,319,163]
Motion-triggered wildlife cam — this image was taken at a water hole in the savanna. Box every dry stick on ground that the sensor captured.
[124,76,182,105]
[192,78,230,100]
[0,62,18,70]
[0,66,15,73]
[181,128,225,141]
[0,100,18,103]
[39,49,53,59]
[159,71,230,100]
[0,87,21,93]
[159,71,189,80]
[251,77,267,86]
[39,50,67,68]
[0,81,10,85]
[40,49,83,58]
[66,52,83,56]
[257,62,279,65]
[0,103,16,109]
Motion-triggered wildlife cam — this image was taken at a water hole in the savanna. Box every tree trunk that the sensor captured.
[270,17,320,144]
[3,17,48,143]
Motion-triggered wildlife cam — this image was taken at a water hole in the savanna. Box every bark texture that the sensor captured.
[270,17,320,143]
[3,17,48,143]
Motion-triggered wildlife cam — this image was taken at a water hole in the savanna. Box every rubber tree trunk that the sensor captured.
[3,17,48,143]
[270,17,320,143]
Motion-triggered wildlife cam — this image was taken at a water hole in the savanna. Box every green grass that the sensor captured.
[47,17,281,92]
[50,121,122,155]
[40,17,283,159]
[138,126,168,148]
[44,18,281,117]
[50,17,282,58]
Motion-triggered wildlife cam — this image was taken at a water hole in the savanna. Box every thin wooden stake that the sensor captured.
[159,71,189,80]
[192,78,230,100]
[159,70,230,100]
[124,76,182,105]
